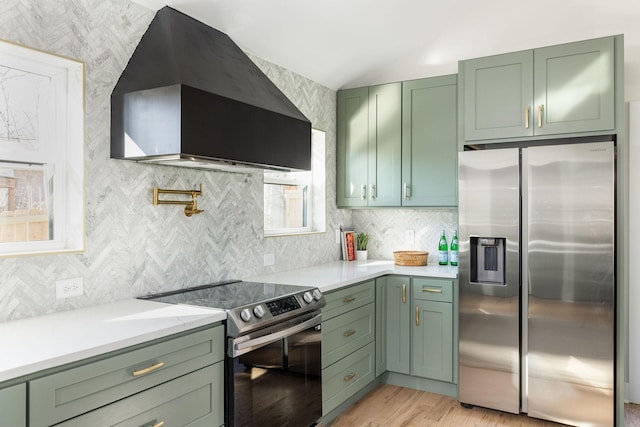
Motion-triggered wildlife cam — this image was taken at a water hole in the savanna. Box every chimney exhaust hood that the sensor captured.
[111,6,311,172]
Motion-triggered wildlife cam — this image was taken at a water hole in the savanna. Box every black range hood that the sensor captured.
[111,6,311,172]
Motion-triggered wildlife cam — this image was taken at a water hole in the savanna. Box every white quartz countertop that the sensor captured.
[246,260,458,293]
[0,299,225,383]
[0,260,455,384]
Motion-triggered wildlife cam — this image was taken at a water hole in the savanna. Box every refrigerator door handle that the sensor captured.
[521,148,529,414]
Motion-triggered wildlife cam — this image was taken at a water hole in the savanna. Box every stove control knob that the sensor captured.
[253,305,266,319]
[312,289,322,301]
[240,308,252,322]
[303,291,313,304]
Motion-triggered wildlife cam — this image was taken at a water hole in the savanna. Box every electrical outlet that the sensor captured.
[264,253,275,266]
[335,229,341,244]
[55,277,84,300]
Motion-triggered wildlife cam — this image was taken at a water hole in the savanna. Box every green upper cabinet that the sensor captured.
[534,37,614,135]
[463,50,533,140]
[402,75,458,206]
[337,87,369,207]
[337,83,401,207]
[461,35,615,142]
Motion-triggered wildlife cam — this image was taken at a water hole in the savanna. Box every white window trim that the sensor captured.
[0,40,84,257]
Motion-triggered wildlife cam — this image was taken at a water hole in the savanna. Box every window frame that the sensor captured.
[0,40,84,257]
[263,128,325,237]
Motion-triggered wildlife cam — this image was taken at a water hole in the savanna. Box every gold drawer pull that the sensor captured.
[422,288,443,293]
[343,296,356,304]
[416,306,420,326]
[343,329,356,337]
[402,283,406,304]
[132,362,165,377]
[343,372,356,382]
[150,422,165,427]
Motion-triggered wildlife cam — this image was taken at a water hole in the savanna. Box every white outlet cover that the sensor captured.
[264,253,275,266]
[55,277,84,299]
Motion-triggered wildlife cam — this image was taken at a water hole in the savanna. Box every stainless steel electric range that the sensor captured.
[141,280,326,427]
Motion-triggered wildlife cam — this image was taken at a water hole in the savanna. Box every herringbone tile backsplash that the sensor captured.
[0,0,454,322]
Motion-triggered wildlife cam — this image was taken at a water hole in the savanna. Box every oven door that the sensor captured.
[226,312,322,427]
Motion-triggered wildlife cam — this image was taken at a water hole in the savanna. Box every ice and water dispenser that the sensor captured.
[469,237,506,285]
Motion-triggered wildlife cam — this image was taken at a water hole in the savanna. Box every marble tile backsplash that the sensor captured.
[352,209,458,265]
[0,0,456,323]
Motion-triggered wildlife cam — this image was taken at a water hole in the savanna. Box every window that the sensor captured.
[0,40,84,256]
[264,129,325,236]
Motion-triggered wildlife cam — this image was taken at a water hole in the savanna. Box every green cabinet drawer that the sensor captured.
[57,362,224,427]
[30,325,224,427]
[0,383,26,427]
[322,342,375,415]
[322,303,374,368]
[322,280,375,320]
[412,278,453,302]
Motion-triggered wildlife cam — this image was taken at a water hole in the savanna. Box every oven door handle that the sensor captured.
[232,313,321,357]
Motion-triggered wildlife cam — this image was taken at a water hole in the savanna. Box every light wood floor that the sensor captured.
[330,384,640,426]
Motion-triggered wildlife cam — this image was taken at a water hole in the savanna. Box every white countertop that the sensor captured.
[246,260,458,293]
[0,259,455,384]
[0,299,225,383]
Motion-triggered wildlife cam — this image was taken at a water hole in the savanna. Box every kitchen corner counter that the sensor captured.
[0,299,225,383]
[246,260,458,293]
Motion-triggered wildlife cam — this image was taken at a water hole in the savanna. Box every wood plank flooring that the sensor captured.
[330,384,640,426]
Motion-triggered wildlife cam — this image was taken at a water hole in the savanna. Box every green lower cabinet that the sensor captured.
[322,342,376,415]
[385,276,411,374]
[57,363,224,427]
[412,300,453,382]
[385,276,455,384]
[322,281,377,416]
[0,383,26,427]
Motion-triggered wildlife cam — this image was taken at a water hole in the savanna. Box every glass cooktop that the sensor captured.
[140,280,313,310]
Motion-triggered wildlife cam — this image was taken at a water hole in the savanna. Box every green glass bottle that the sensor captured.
[450,229,459,266]
[438,230,448,265]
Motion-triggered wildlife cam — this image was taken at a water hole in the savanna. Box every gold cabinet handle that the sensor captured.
[343,329,356,337]
[150,422,165,427]
[343,296,356,304]
[132,362,165,377]
[369,184,376,200]
[343,372,356,382]
[538,105,543,128]
[422,288,443,293]
[402,283,406,304]
[525,107,530,129]
[360,184,366,200]
[416,306,420,326]
[403,183,409,200]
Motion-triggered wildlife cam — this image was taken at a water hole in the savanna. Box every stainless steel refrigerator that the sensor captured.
[458,141,615,426]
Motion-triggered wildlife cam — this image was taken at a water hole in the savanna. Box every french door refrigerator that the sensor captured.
[458,141,615,426]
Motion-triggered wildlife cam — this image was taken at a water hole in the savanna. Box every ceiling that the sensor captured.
[132,0,640,91]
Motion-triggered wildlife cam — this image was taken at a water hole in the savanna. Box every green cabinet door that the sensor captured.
[462,36,615,142]
[534,36,614,135]
[375,277,387,377]
[0,383,26,427]
[412,300,453,382]
[462,50,534,141]
[337,87,369,207]
[402,75,458,206]
[368,83,402,206]
[385,276,410,374]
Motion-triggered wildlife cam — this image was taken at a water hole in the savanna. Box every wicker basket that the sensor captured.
[393,251,428,266]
